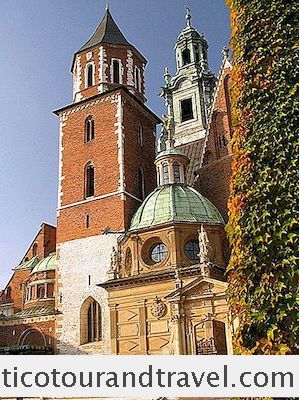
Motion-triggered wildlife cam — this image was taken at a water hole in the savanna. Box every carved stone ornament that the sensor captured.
[150,296,167,319]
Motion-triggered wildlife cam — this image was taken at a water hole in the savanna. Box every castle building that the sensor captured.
[0,4,233,359]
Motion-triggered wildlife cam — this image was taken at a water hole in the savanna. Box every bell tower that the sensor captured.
[161,6,215,147]
[54,5,160,354]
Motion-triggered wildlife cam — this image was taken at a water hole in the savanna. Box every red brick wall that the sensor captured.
[74,44,145,102]
[197,67,232,222]
[57,89,158,243]
[21,223,56,262]
[0,320,55,349]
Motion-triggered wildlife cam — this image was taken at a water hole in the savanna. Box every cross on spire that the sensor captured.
[105,0,109,11]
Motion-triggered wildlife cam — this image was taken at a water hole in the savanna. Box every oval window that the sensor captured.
[150,243,168,263]
[185,240,199,260]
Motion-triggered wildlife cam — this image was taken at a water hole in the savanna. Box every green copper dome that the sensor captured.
[130,185,224,231]
[30,253,57,275]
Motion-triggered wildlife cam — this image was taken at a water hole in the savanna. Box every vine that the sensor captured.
[226,0,299,354]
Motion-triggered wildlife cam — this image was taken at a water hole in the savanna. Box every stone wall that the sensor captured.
[55,233,120,354]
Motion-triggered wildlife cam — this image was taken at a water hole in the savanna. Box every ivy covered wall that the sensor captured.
[226,0,298,354]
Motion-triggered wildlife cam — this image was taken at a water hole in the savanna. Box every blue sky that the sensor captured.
[0,0,231,287]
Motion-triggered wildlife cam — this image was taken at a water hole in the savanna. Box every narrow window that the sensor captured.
[138,167,145,199]
[137,122,143,146]
[112,60,120,84]
[218,134,227,148]
[85,163,95,198]
[134,66,141,92]
[47,283,54,298]
[87,64,93,87]
[86,300,101,343]
[162,162,169,184]
[181,98,194,122]
[182,48,191,65]
[32,243,38,257]
[37,284,45,299]
[194,46,200,63]
[173,161,181,183]
[85,117,94,142]
[86,214,90,228]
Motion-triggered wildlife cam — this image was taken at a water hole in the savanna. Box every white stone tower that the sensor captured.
[161,6,215,147]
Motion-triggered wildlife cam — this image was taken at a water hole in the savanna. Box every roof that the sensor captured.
[53,86,161,124]
[155,148,189,162]
[30,253,57,275]
[176,138,205,185]
[13,256,39,271]
[130,184,224,231]
[80,9,130,52]
[12,304,56,319]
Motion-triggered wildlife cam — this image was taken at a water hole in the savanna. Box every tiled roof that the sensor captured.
[130,184,224,231]
[12,304,56,319]
[177,139,205,185]
[80,9,130,52]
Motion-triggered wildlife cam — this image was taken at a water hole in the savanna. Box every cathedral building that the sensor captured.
[0,5,233,358]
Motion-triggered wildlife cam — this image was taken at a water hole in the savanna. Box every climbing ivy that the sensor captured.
[226,0,299,354]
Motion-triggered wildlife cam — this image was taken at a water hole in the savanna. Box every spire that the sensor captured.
[185,4,192,27]
[79,8,130,52]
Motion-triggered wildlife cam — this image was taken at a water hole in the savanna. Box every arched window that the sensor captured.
[85,117,94,142]
[32,243,38,257]
[134,66,141,92]
[80,297,102,344]
[37,284,45,299]
[85,163,95,198]
[137,122,143,146]
[162,162,169,184]
[138,167,145,200]
[182,48,191,65]
[173,161,181,183]
[112,60,120,84]
[87,64,94,87]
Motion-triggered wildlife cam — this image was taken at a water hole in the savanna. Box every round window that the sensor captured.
[185,240,199,260]
[150,243,168,263]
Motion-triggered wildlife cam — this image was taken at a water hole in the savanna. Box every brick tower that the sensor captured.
[54,5,160,354]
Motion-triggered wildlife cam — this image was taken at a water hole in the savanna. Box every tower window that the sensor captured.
[194,46,200,63]
[181,98,194,122]
[134,66,141,92]
[182,48,191,65]
[87,64,94,87]
[138,167,145,200]
[86,213,90,228]
[173,161,181,183]
[137,122,143,146]
[85,117,94,142]
[112,60,120,84]
[218,134,227,148]
[162,162,169,184]
[85,163,95,198]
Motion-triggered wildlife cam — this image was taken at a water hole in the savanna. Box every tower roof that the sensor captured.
[79,9,130,51]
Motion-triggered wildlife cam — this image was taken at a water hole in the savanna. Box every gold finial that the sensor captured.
[185,4,191,27]
[222,46,229,59]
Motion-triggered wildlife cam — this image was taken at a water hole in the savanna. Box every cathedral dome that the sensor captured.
[30,253,57,275]
[130,184,224,231]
